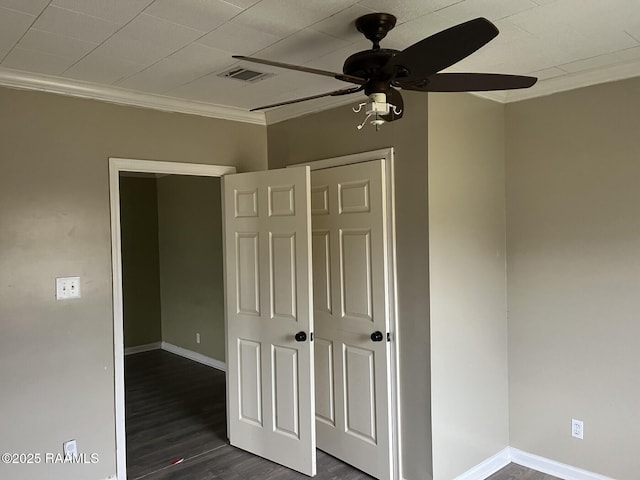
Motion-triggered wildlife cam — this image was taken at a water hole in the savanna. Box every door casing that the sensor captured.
[109,158,236,480]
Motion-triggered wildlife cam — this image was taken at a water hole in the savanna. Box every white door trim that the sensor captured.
[109,158,236,480]
[289,147,402,480]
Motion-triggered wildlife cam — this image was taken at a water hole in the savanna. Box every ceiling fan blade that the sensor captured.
[402,73,537,92]
[381,88,404,122]
[385,17,499,84]
[249,86,364,111]
[233,55,366,85]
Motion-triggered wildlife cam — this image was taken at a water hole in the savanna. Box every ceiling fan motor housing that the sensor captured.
[345,12,402,95]
[343,49,399,83]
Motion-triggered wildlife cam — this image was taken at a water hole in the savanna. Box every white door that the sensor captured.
[311,160,393,480]
[223,166,316,476]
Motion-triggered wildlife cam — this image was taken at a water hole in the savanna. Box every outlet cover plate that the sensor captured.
[64,439,78,458]
[571,418,584,439]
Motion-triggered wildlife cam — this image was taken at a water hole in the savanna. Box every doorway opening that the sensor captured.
[118,171,227,478]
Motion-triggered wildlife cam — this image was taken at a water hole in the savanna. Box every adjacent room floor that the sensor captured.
[124,349,558,480]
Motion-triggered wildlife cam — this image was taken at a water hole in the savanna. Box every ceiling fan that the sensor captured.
[233,13,537,130]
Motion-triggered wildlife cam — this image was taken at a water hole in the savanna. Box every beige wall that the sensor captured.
[506,78,640,480]
[268,91,432,480]
[120,175,162,348]
[157,175,225,361]
[119,174,225,360]
[0,86,267,480]
[428,93,509,479]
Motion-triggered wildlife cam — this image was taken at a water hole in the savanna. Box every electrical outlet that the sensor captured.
[196,333,201,344]
[63,439,78,458]
[56,277,81,300]
[572,419,584,439]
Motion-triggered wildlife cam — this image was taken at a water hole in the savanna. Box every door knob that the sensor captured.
[294,331,307,342]
[370,331,384,342]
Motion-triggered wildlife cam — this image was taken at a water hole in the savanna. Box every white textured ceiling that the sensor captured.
[1,0,640,123]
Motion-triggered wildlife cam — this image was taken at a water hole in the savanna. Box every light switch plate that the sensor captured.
[56,277,81,300]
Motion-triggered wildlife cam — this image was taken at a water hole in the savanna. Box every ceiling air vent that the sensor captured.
[219,67,273,83]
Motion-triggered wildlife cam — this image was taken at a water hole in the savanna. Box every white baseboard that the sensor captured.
[123,341,226,372]
[161,341,226,372]
[510,448,615,480]
[124,342,161,355]
[453,447,511,480]
[451,447,615,480]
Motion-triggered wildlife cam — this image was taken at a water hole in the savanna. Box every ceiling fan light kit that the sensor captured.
[353,92,402,130]
[233,13,537,130]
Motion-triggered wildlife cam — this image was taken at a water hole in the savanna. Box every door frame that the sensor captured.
[290,147,403,480]
[109,157,236,480]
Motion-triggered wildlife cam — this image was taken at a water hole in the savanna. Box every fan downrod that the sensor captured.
[355,13,397,50]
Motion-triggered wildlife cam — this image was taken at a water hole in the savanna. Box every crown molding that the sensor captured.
[0,68,266,125]
[472,90,509,103]
[4,61,639,126]
[504,58,640,103]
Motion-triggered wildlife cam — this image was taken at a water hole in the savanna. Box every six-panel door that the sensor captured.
[311,160,393,480]
[223,166,316,476]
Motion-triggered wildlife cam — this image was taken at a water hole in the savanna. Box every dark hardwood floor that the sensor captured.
[486,464,560,480]
[125,350,557,480]
[125,350,375,480]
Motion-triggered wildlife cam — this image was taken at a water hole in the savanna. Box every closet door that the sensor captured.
[223,166,316,476]
[312,160,393,480]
